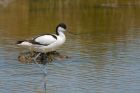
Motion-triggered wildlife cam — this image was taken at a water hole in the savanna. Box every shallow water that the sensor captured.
[0,0,140,93]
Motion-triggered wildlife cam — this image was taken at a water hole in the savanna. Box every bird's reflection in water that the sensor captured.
[18,51,70,93]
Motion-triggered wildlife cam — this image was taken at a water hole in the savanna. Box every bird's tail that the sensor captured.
[16,40,24,44]
[16,40,32,46]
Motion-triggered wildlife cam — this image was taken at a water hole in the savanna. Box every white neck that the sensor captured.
[57,31,65,38]
[56,27,66,36]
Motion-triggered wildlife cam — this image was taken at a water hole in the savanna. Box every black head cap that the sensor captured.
[57,23,67,29]
[56,23,67,35]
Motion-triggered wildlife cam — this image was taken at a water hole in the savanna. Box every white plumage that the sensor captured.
[34,35,57,45]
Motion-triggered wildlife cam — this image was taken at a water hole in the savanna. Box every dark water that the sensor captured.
[0,0,140,93]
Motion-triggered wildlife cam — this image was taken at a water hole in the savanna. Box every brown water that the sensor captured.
[0,0,140,93]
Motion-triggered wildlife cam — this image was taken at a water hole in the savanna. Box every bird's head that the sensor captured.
[56,23,67,35]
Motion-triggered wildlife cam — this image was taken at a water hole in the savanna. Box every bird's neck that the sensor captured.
[57,30,65,38]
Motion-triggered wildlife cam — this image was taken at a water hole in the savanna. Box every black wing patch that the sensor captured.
[28,40,49,46]
[51,34,57,39]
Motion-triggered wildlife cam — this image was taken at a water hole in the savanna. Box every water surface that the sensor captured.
[0,0,140,93]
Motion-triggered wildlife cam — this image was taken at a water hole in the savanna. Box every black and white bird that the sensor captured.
[17,23,67,60]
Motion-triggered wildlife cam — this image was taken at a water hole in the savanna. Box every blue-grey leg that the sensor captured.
[33,52,47,75]
[33,52,48,92]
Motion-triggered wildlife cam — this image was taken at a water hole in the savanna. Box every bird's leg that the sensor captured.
[40,53,45,62]
[33,52,47,75]
[33,52,41,61]
[33,52,48,92]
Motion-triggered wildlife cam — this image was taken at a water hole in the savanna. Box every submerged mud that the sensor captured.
[18,51,70,64]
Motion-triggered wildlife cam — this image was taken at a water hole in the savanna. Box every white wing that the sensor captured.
[33,35,57,45]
